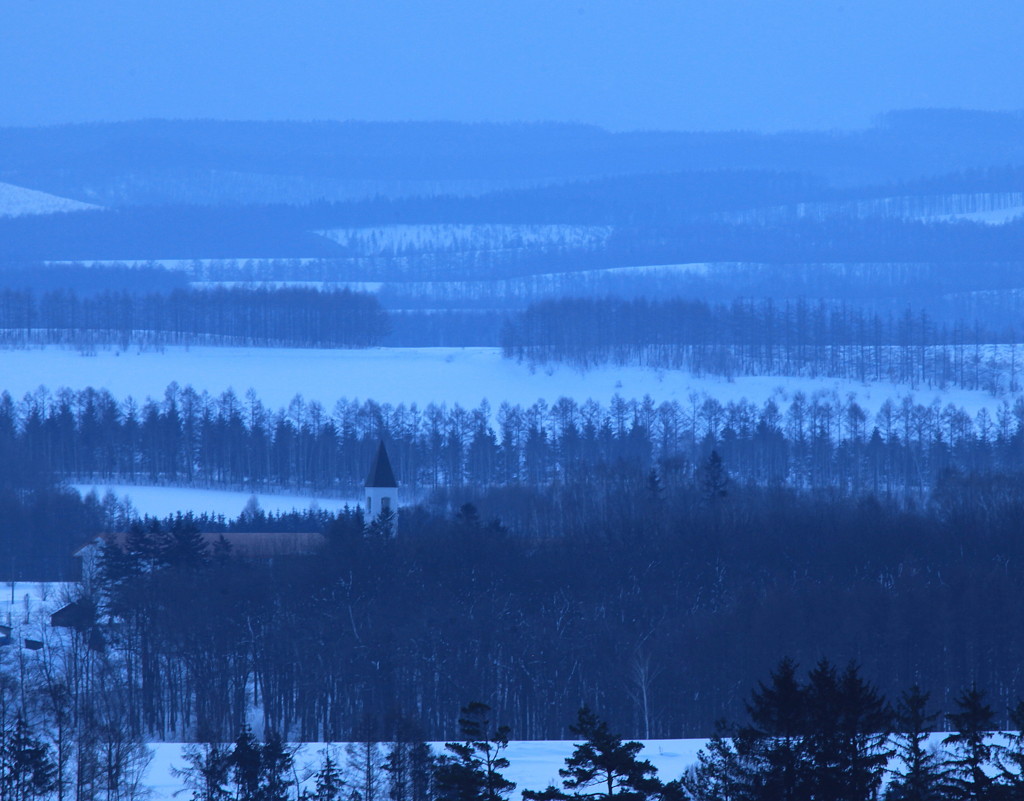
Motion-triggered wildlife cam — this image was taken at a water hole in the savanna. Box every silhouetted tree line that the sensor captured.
[1,384,1022,504]
[61,473,1024,745]
[683,659,1024,801]
[502,297,1023,393]
[0,287,388,349]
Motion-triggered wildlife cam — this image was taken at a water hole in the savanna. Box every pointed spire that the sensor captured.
[365,440,397,488]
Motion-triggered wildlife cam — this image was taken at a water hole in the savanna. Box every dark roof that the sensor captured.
[365,441,397,488]
[51,600,96,631]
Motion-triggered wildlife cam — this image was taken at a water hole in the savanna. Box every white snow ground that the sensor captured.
[318,224,614,254]
[143,739,707,800]
[72,484,359,519]
[0,182,100,217]
[0,345,1006,418]
[935,206,1024,224]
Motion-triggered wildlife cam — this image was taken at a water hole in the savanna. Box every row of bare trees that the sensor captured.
[2,383,1023,496]
[502,298,1024,394]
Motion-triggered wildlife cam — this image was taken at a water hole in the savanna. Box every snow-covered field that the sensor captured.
[0,581,64,628]
[0,182,100,217]
[0,345,1005,417]
[144,738,706,800]
[72,484,359,519]
[935,206,1024,224]
[318,224,614,254]
[190,280,386,292]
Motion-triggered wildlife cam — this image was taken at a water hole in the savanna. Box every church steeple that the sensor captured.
[365,440,397,489]
[364,441,399,532]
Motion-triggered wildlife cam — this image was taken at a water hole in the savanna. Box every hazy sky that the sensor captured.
[3,0,1022,132]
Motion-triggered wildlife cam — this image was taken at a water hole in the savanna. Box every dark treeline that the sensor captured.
[60,472,1024,745]
[682,660,1024,801]
[4,379,1024,578]
[0,263,187,295]
[6,661,1024,801]
[0,286,389,348]
[0,474,344,579]
[0,384,1022,509]
[502,297,1024,393]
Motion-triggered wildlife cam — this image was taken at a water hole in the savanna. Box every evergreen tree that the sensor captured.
[736,658,809,801]
[885,686,950,801]
[802,660,891,801]
[160,515,209,569]
[942,687,1001,801]
[366,507,397,540]
[259,731,295,801]
[699,451,729,503]
[310,749,345,801]
[174,742,233,801]
[680,731,753,801]
[434,702,515,801]
[530,707,661,801]
[230,726,263,801]
[996,700,1024,797]
[6,715,57,801]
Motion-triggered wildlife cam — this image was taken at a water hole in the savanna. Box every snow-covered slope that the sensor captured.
[144,739,706,800]
[319,223,613,254]
[0,345,1006,418]
[0,182,101,217]
[72,484,360,518]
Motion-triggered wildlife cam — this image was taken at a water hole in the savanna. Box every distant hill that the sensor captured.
[2,111,1024,206]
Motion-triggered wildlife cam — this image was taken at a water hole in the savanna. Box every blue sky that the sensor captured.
[2,0,1022,131]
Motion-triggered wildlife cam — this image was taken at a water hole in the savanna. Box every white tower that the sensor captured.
[364,440,399,531]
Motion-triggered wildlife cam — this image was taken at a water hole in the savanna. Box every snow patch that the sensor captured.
[318,224,614,254]
[143,739,707,800]
[0,345,1007,419]
[72,484,359,519]
[0,182,101,217]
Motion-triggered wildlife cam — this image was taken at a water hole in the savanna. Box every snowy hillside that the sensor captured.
[72,484,360,518]
[143,739,706,800]
[0,345,1006,418]
[0,181,100,217]
[319,224,614,254]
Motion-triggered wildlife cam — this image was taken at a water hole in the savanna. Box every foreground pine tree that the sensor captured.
[943,686,1001,801]
[308,749,344,801]
[4,715,58,801]
[525,707,661,801]
[885,686,950,801]
[997,700,1024,797]
[802,660,891,801]
[735,657,809,801]
[434,702,515,801]
[173,741,232,801]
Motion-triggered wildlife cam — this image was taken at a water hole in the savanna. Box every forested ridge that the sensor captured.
[0,286,389,349]
[31,473,1024,745]
[3,114,1024,798]
[1,382,1022,494]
